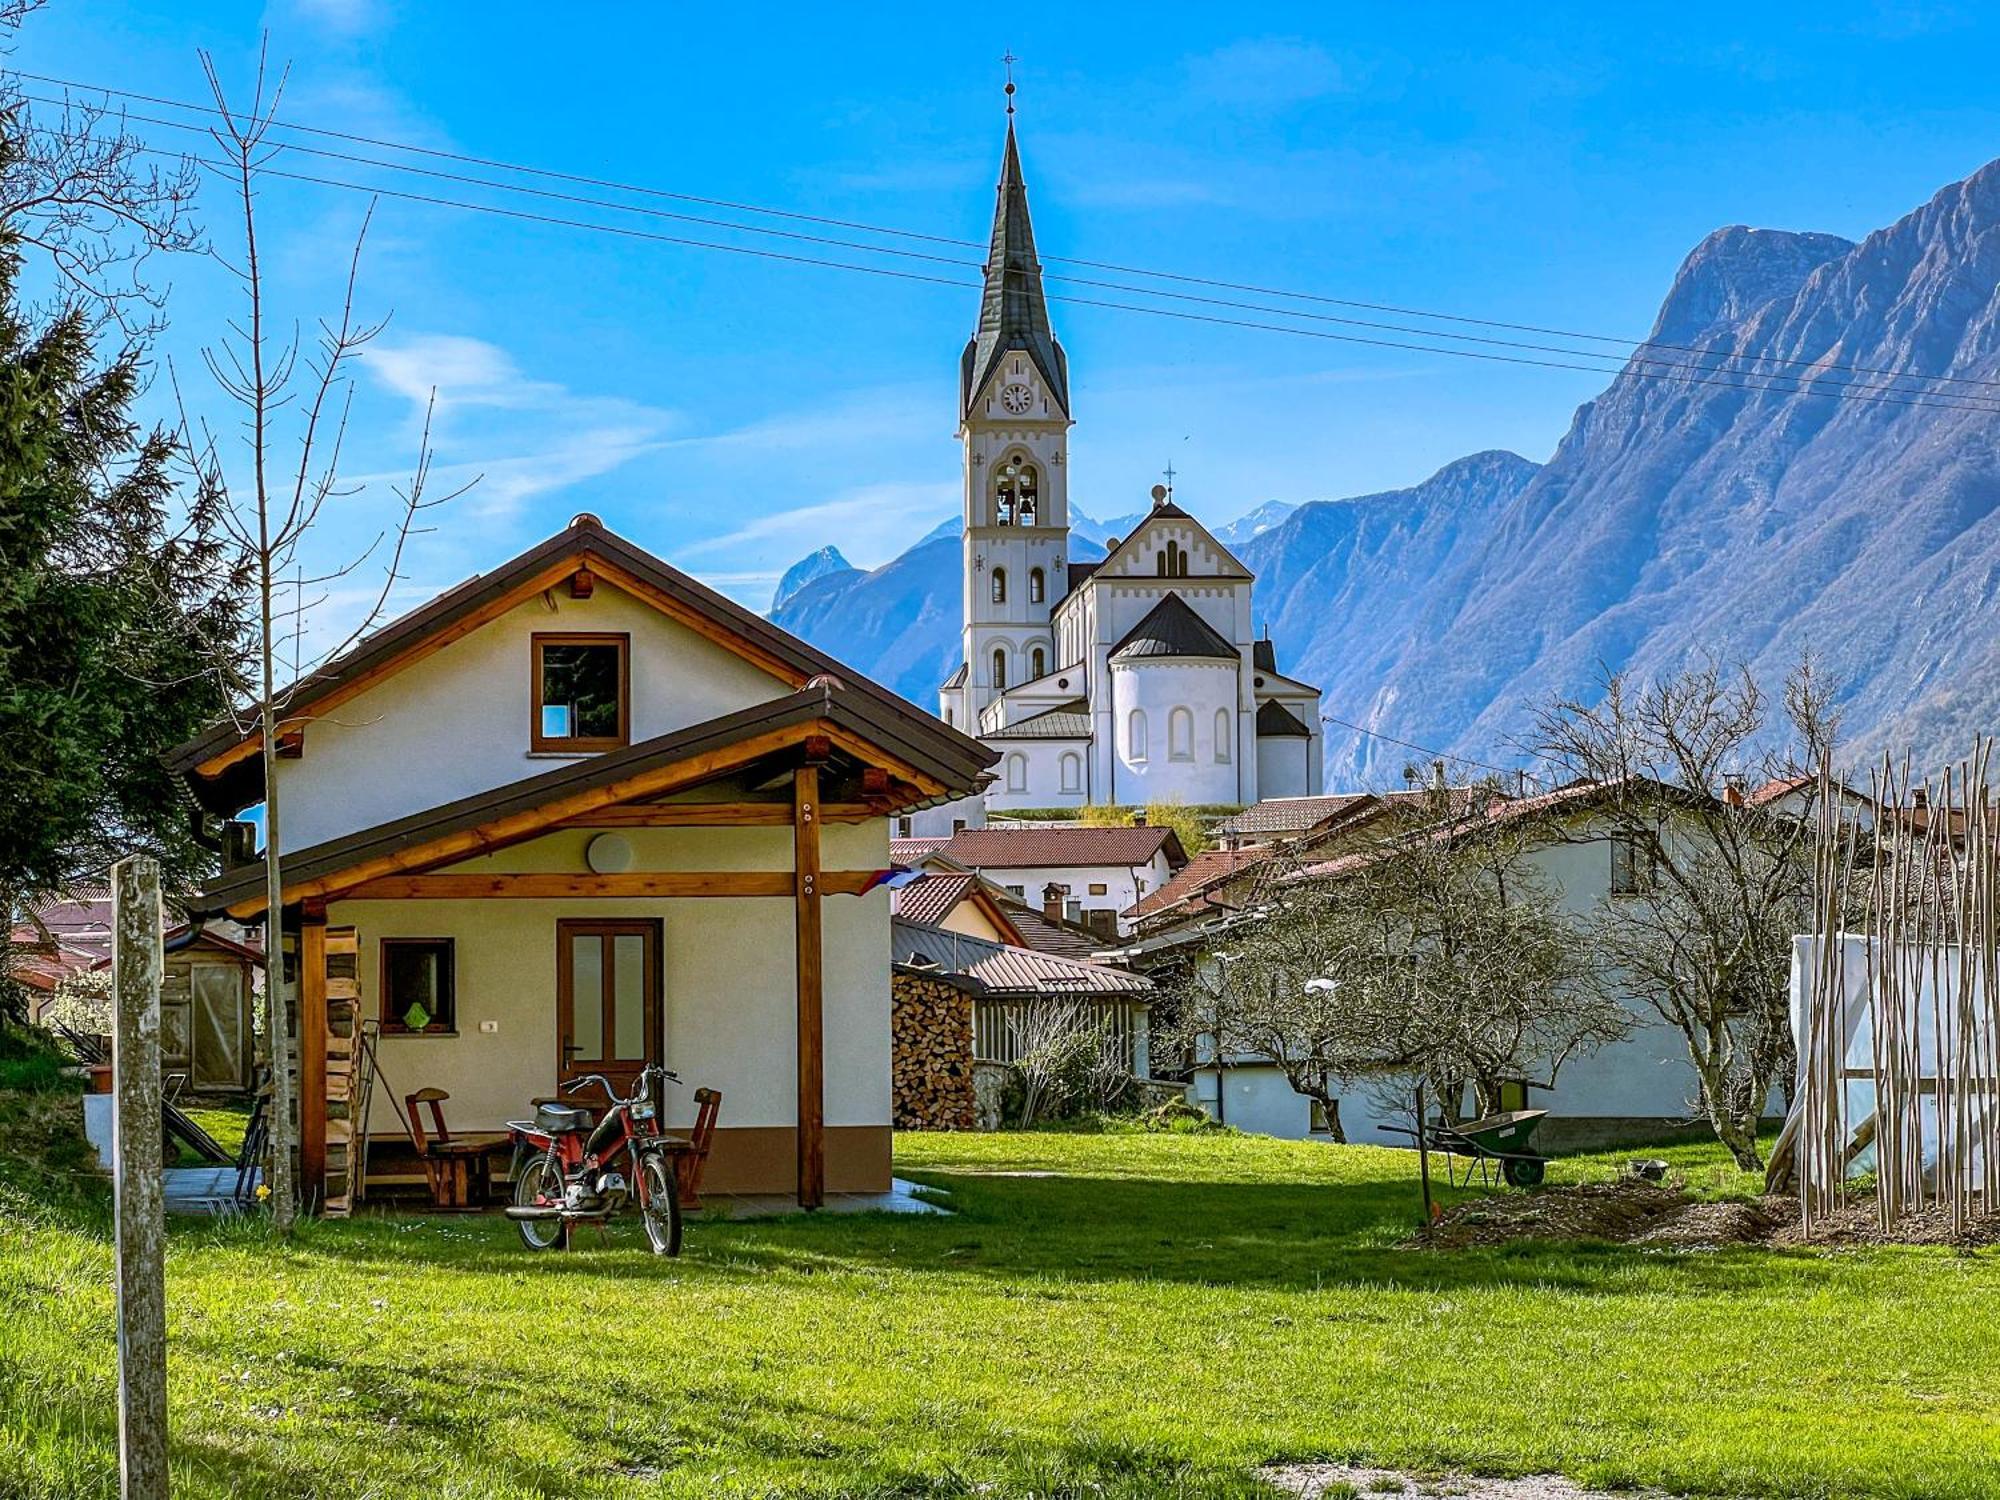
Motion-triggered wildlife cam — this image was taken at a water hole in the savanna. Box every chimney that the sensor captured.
[1042,882,1066,921]
[1132,809,1148,827]
[1431,759,1447,795]
[1723,774,1746,809]
[1911,786,1929,811]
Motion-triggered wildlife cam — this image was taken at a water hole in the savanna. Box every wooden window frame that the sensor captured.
[531,632,631,753]
[379,937,457,1035]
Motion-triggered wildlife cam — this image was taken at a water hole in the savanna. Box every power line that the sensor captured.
[15,65,2000,400]
[39,93,2000,413]
[1318,711,1554,789]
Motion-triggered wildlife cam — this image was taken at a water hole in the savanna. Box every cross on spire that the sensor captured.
[1002,50,1018,115]
[1162,461,1177,499]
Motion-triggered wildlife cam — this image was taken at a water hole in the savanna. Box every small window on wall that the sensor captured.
[1060,752,1082,794]
[533,633,628,752]
[1215,709,1232,763]
[992,567,1008,604]
[1169,707,1194,761]
[1610,833,1656,896]
[1127,708,1149,762]
[991,648,1008,690]
[1031,646,1047,679]
[1006,753,1028,793]
[381,938,455,1034]
[1029,568,1046,603]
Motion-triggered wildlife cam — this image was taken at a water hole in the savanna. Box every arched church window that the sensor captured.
[1031,646,1047,679]
[992,647,1007,690]
[992,567,1007,605]
[1169,707,1194,761]
[1127,708,1148,762]
[1006,753,1028,793]
[1060,752,1082,794]
[1215,708,1232,763]
[1029,567,1045,604]
[995,457,1039,527]
[1155,540,1187,577]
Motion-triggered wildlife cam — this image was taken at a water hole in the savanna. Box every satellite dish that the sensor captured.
[1149,483,1168,503]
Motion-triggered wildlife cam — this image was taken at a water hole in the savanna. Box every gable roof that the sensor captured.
[891,871,1027,944]
[993,899,1110,962]
[1216,793,1372,839]
[1109,594,1239,664]
[931,823,1187,871]
[192,682,996,918]
[1128,845,1274,921]
[1089,503,1251,582]
[1066,561,1100,592]
[1255,700,1313,737]
[891,917,1148,997]
[167,514,934,816]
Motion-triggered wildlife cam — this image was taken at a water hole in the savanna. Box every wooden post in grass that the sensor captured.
[112,855,168,1499]
[1414,1080,1434,1227]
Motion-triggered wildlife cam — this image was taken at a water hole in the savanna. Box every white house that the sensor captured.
[1158,782,1789,1150]
[935,117,1323,815]
[170,514,994,1210]
[893,824,1186,939]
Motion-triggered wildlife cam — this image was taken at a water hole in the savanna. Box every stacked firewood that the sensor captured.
[891,972,976,1129]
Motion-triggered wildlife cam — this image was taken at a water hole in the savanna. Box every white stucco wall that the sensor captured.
[275,584,792,852]
[331,819,891,1138]
[1108,657,1245,806]
[1256,735,1311,798]
[957,851,1173,936]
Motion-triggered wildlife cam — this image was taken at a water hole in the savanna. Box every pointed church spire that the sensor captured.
[961,87,1069,420]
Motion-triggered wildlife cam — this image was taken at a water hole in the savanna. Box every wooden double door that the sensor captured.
[555,919,661,1102]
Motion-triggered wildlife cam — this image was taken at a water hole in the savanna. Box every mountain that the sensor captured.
[1279,161,2000,779]
[771,546,857,611]
[1218,500,1297,547]
[778,157,2000,770]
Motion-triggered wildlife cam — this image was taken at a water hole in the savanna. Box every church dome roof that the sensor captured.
[1109,594,1240,664]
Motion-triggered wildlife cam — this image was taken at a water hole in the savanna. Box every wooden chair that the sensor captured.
[671,1087,722,1209]
[405,1088,491,1211]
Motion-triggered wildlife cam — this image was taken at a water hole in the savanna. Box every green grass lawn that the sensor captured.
[3,1115,1999,1499]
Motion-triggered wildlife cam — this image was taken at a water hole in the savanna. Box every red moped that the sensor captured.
[504,1064,682,1254]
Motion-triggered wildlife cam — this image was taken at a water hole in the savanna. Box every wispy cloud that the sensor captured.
[359,334,683,521]
[678,481,955,566]
[285,0,380,38]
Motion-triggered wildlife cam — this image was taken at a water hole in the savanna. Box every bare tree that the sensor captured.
[1007,998,1133,1126]
[176,48,467,1232]
[1166,803,1625,1141]
[0,2,201,335]
[1531,656,1841,1168]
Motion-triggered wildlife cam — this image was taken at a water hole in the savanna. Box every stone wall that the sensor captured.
[891,971,976,1130]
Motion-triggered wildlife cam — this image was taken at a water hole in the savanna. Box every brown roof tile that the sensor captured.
[936,824,1186,870]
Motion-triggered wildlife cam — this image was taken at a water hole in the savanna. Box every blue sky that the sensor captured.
[17,2,2000,635]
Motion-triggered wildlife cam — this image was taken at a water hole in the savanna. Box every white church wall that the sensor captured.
[983,738,1092,811]
[1108,657,1245,806]
[1256,735,1311,798]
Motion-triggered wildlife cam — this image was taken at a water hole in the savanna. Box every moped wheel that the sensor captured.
[513,1155,568,1251]
[638,1152,682,1258]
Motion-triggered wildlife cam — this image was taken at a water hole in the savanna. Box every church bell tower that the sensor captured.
[947,93,1073,733]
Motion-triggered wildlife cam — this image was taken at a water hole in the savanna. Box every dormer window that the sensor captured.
[995,457,1039,527]
[533,633,629,752]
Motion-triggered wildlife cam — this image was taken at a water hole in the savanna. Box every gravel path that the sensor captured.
[1266,1464,1686,1499]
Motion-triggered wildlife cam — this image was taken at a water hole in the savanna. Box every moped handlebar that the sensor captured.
[562,1065,682,1110]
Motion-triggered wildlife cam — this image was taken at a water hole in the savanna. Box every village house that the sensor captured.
[167,514,994,1211]
[1128,780,1795,1150]
[893,823,1185,939]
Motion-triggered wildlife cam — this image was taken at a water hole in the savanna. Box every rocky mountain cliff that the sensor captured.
[1295,160,2000,779]
[771,545,856,611]
[776,157,2000,772]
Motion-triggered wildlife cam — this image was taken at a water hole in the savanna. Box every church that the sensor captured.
[939,116,1324,813]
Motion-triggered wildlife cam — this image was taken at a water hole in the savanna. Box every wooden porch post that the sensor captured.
[794,758,825,1208]
[299,900,328,1212]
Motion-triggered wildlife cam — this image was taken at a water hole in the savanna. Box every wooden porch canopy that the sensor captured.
[186,682,995,1210]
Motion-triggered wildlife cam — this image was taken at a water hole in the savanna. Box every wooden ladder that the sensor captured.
[320,927,362,1218]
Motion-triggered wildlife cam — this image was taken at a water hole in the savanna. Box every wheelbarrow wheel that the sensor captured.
[1503,1155,1546,1188]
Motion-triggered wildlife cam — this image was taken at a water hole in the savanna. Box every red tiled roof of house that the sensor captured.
[1217,793,1372,838]
[1128,845,1273,920]
[933,824,1186,871]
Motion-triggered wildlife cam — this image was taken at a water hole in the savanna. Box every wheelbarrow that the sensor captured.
[1384,1107,1550,1189]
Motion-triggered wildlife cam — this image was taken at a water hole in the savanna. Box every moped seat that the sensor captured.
[534,1103,592,1135]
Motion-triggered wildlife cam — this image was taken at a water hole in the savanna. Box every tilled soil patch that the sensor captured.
[1409,1177,1995,1251]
